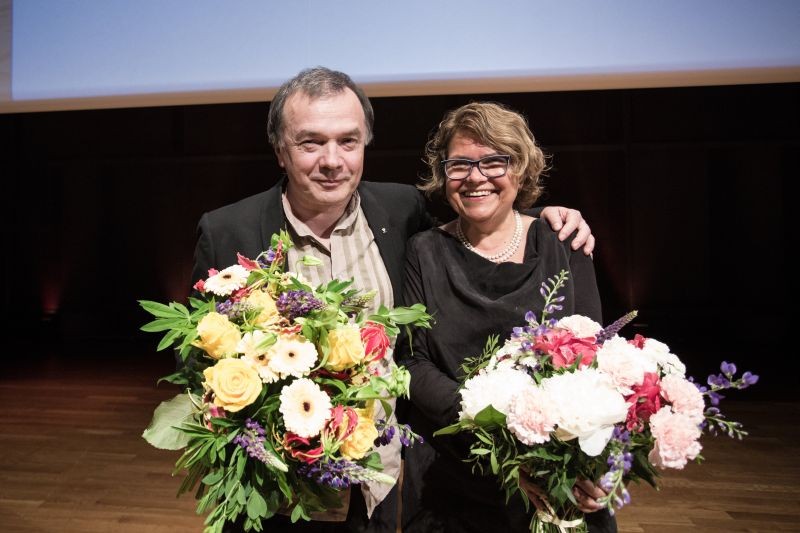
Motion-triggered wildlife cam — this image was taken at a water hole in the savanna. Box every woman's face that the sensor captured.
[444,133,519,226]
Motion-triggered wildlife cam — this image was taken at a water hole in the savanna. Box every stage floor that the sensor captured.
[1,345,797,532]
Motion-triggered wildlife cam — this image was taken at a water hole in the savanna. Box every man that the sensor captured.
[193,67,595,533]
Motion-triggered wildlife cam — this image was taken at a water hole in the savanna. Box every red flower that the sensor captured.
[360,322,391,363]
[283,432,324,464]
[237,253,260,271]
[325,405,359,444]
[625,372,662,431]
[534,329,597,369]
[230,287,250,301]
[629,334,647,349]
[193,278,206,292]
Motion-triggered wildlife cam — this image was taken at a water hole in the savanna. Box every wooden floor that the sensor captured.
[1,345,798,532]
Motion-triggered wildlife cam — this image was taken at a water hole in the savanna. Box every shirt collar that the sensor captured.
[281,189,361,239]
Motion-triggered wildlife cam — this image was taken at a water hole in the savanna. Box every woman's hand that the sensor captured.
[572,478,608,513]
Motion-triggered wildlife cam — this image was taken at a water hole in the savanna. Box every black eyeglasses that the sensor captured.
[441,154,511,181]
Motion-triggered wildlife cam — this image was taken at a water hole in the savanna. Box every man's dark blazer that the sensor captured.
[192,179,433,298]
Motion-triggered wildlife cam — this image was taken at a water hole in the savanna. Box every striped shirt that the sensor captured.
[281,190,399,520]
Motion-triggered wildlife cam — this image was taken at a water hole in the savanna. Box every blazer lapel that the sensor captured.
[259,179,288,250]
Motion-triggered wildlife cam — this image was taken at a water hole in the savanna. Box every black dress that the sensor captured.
[397,221,616,533]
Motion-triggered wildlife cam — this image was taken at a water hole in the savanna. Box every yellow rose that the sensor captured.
[203,358,262,412]
[245,290,279,325]
[194,312,242,359]
[340,408,379,460]
[325,325,366,371]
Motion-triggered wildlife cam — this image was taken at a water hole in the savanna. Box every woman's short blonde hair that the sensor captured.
[419,102,547,209]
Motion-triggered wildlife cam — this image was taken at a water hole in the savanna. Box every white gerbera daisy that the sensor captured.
[279,378,332,438]
[238,331,280,383]
[267,335,318,378]
[204,265,250,296]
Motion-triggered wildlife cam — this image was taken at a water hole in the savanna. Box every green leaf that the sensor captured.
[202,469,224,486]
[247,489,267,520]
[139,300,186,318]
[290,503,307,523]
[141,393,198,450]
[383,304,433,327]
[433,422,465,436]
[140,317,186,332]
[473,405,507,428]
[156,328,183,351]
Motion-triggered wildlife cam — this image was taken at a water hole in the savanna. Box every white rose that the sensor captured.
[459,367,534,421]
[556,315,603,338]
[543,368,628,456]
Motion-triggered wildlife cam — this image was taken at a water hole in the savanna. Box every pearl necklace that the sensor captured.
[455,210,523,263]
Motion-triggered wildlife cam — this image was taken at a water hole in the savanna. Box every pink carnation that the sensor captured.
[534,329,597,369]
[506,386,557,446]
[648,406,702,469]
[660,375,705,423]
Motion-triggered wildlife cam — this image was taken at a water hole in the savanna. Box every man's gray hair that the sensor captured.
[267,66,375,149]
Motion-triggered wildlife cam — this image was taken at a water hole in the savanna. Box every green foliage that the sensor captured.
[141,393,199,450]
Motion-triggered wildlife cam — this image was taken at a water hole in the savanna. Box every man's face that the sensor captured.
[277,88,367,214]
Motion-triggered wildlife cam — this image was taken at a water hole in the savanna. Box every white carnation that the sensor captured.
[279,378,332,438]
[596,336,655,392]
[543,368,628,456]
[641,338,686,376]
[557,315,603,338]
[486,339,521,371]
[459,367,534,421]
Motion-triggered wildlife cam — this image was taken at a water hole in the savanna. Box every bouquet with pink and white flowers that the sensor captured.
[140,231,431,533]
[436,271,758,532]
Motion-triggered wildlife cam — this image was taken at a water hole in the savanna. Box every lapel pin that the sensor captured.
[381,227,387,234]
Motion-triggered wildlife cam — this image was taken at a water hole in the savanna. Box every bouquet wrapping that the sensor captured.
[140,231,431,532]
[436,271,758,532]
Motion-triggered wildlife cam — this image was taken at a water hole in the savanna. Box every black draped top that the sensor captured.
[397,219,612,533]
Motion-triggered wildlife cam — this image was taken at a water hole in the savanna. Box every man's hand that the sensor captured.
[539,206,595,256]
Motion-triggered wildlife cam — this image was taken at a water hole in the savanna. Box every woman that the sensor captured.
[398,102,616,532]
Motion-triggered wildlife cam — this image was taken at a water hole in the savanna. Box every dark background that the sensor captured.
[1,82,794,397]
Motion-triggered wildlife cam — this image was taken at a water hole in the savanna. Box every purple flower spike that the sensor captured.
[596,311,638,345]
[276,290,325,320]
[720,361,737,375]
[524,310,537,324]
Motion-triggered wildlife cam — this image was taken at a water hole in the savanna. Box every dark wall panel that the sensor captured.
[1,83,795,396]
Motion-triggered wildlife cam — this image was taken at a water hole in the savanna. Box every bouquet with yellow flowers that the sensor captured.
[140,231,431,532]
